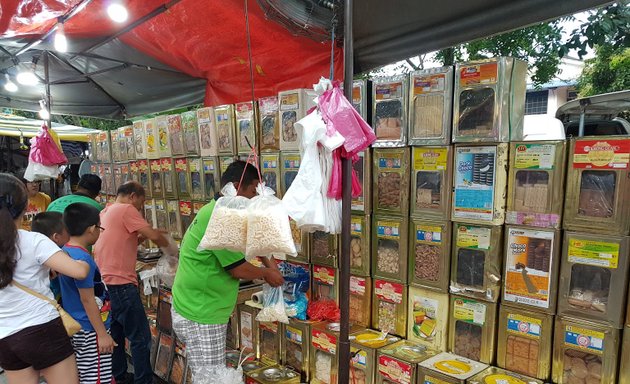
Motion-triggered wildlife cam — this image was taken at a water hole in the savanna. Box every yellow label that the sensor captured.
[484,374,527,384]
[568,238,619,269]
[434,360,472,375]
[351,216,363,236]
[513,144,556,170]
[456,226,491,250]
[425,375,450,384]
[453,298,486,325]
[413,147,448,171]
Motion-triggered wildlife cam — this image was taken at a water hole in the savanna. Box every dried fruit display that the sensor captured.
[378,301,397,333]
[505,334,540,377]
[377,240,400,275]
[578,171,616,218]
[414,244,441,282]
[282,111,298,142]
[315,350,333,384]
[563,350,602,384]
[351,237,363,269]
[456,248,486,288]
[567,265,611,314]
[453,321,482,361]
[378,173,402,209]
[285,341,303,373]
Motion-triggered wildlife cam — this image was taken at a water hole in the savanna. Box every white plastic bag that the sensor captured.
[24,161,59,181]
[195,366,243,384]
[255,284,289,324]
[245,184,296,259]
[282,110,327,232]
[198,183,250,253]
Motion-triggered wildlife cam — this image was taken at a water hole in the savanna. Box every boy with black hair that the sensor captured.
[31,212,69,247]
[171,160,285,377]
[31,212,70,303]
[60,202,116,384]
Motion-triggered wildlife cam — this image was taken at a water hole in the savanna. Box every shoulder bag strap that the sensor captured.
[11,280,61,310]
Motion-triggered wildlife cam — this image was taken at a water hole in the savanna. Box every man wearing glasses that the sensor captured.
[94,181,171,384]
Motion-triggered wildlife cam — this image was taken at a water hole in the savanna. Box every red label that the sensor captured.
[175,158,188,172]
[161,158,173,171]
[129,162,138,172]
[137,160,148,171]
[312,328,336,354]
[572,139,630,169]
[378,355,413,384]
[259,322,278,333]
[350,276,366,295]
[245,377,257,384]
[179,201,192,216]
[375,280,404,304]
[460,62,498,86]
[313,265,336,286]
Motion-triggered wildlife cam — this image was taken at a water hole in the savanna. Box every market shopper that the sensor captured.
[94,181,171,384]
[60,203,115,384]
[0,173,90,384]
[47,174,103,213]
[31,212,71,303]
[171,160,285,378]
[20,176,52,230]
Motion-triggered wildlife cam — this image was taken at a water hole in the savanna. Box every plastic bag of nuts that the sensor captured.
[414,244,441,282]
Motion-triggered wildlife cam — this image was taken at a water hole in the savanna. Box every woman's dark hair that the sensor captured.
[220,160,260,188]
[0,173,28,289]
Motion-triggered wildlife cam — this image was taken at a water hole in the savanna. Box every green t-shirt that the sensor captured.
[47,194,103,213]
[172,200,245,324]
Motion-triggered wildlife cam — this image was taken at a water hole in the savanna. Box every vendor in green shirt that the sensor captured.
[47,174,103,213]
[171,160,284,375]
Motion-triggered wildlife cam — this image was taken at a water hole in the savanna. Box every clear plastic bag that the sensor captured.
[156,235,179,288]
[256,284,289,324]
[195,365,244,384]
[198,183,250,253]
[246,184,296,258]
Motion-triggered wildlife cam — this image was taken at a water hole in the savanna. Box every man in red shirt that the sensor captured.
[95,181,170,384]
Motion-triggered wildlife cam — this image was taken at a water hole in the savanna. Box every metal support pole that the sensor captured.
[44,51,52,129]
[338,0,353,383]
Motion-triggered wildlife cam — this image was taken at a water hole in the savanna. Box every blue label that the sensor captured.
[378,157,401,169]
[377,225,399,238]
[263,160,277,169]
[454,189,493,209]
[284,159,300,169]
[564,331,604,353]
[507,319,541,338]
[416,230,442,243]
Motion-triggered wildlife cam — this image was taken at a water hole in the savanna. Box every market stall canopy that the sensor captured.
[0,0,343,119]
[0,0,613,119]
[0,113,98,141]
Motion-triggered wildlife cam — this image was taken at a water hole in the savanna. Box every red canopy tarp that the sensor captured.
[0,0,343,107]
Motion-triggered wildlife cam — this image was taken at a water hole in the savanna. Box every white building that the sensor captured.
[525,56,584,116]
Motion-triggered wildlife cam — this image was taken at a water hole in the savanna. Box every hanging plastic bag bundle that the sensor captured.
[246,183,296,259]
[198,182,250,253]
[256,284,289,324]
[29,124,68,166]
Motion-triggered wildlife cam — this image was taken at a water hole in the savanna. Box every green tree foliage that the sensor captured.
[577,46,630,96]
[562,1,630,59]
[435,21,565,85]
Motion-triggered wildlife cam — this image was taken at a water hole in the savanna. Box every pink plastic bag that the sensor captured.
[29,125,68,166]
[327,149,362,200]
[317,84,376,157]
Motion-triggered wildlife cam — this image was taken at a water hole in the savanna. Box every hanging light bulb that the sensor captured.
[39,100,50,120]
[16,70,38,86]
[107,2,128,23]
[4,74,17,92]
[54,22,68,53]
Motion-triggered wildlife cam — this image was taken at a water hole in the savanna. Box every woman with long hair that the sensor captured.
[0,173,90,384]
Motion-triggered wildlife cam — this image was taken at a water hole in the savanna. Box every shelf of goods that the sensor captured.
[407,287,449,351]
[506,141,567,229]
[310,322,362,384]
[372,75,408,148]
[552,316,620,384]
[408,219,451,292]
[411,146,453,221]
[448,295,498,364]
[563,136,630,236]
[452,57,527,143]
[408,66,453,146]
